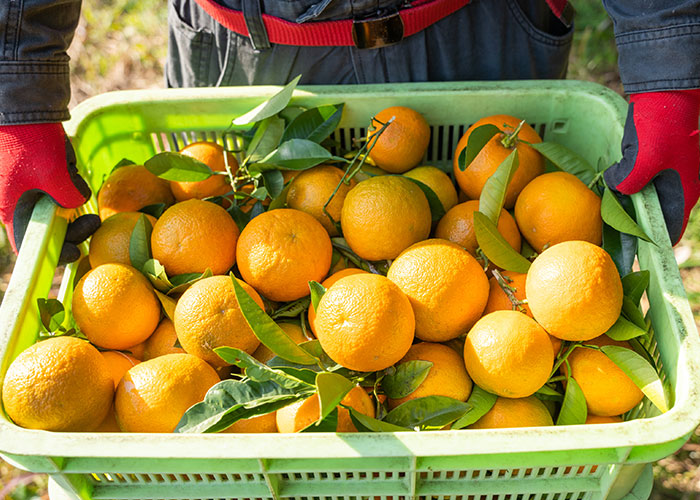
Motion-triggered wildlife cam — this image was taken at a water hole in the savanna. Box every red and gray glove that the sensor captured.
[0,123,99,263]
[604,90,700,245]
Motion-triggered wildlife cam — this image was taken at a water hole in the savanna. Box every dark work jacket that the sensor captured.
[0,0,699,124]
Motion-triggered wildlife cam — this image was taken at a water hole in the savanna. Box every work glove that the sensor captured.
[604,89,700,245]
[0,123,99,263]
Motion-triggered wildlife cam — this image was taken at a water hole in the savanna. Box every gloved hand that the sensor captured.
[0,123,99,263]
[604,89,700,245]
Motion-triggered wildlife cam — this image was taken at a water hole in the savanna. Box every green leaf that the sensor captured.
[604,315,647,342]
[232,75,301,126]
[621,296,648,331]
[451,386,497,429]
[175,378,310,433]
[458,124,501,171]
[214,347,315,390]
[37,298,65,333]
[556,378,587,425]
[316,372,355,423]
[139,203,166,218]
[530,142,596,185]
[300,407,338,433]
[520,239,538,260]
[143,258,173,293]
[473,211,531,273]
[247,116,286,161]
[308,281,326,311]
[144,152,214,182]
[536,384,563,398]
[601,345,669,413]
[348,408,412,432]
[381,361,433,399]
[167,269,213,296]
[154,290,177,321]
[112,158,136,170]
[622,270,650,306]
[404,177,446,223]
[231,275,319,365]
[129,214,153,272]
[384,396,471,430]
[252,139,335,172]
[268,181,292,211]
[282,104,345,144]
[602,223,637,277]
[271,296,311,320]
[479,149,519,224]
[601,188,654,243]
[262,169,285,199]
[228,205,251,232]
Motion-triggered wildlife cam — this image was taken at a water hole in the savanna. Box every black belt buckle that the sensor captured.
[352,10,405,49]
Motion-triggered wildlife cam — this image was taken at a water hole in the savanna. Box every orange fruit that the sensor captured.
[387,239,489,342]
[585,414,623,424]
[151,199,239,276]
[403,166,459,212]
[174,275,263,367]
[101,351,140,389]
[170,141,238,202]
[367,106,430,173]
[514,171,602,252]
[72,263,161,350]
[563,336,644,417]
[307,268,368,336]
[236,208,332,302]
[97,164,175,221]
[341,175,431,261]
[286,164,357,236]
[115,353,220,433]
[387,342,473,409]
[252,322,309,364]
[483,271,531,316]
[463,310,553,398]
[453,115,544,208]
[2,337,113,431]
[526,241,623,341]
[276,385,375,433]
[469,396,554,429]
[89,212,158,268]
[315,273,414,372]
[435,200,521,258]
[223,412,278,433]
[142,318,186,360]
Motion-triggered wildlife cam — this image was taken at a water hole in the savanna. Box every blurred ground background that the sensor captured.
[1,0,699,499]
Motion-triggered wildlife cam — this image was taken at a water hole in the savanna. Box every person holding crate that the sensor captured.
[0,0,698,259]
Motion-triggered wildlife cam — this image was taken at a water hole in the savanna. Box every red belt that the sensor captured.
[193,0,570,49]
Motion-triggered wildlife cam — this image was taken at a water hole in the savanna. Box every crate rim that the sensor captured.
[2,80,700,463]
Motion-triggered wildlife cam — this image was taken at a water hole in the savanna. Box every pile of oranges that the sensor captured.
[1,104,651,435]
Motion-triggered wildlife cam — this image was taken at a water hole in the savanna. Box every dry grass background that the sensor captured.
[0,0,699,499]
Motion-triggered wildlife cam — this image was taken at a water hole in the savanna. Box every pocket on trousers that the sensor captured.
[166,2,216,88]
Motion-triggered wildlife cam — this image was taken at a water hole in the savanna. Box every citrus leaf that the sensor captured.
[458,124,500,172]
[530,142,596,185]
[175,378,311,433]
[622,270,650,306]
[228,204,251,232]
[167,269,213,296]
[253,139,334,172]
[232,75,301,126]
[474,211,531,273]
[404,177,446,222]
[316,372,355,423]
[451,386,497,429]
[279,105,306,124]
[268,181,292,211]
[143,258,173,293]
[231,275,319,365]
[384,396,471,430]
[144,152,214,181]
[520,239,538,260]
[348,408,412,432]
[601,188,654,243]
[139,203,166,218]
[37,298,65,333]
[214,347,315,389]
[282,103,345,144]
[556,377,587,425]
[300,407,339,433]
[154,290,177,321]
[262,169,285,199]
[129,214,153,272]
[381,361,433,399]
[621,296,648,330]
[112,158,136,171]
[479,149,519,224]
[247,116,286,162]
[600,345,669,413]
[271,296,311,320]
[602,223,637,277]
[308,281,326,311]
[604,315,647,342]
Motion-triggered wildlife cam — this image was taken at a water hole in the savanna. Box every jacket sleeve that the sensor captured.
[602,0,700,93]
[0,0,81,124]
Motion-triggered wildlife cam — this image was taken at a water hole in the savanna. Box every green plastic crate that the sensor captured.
[1,81,699,500]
